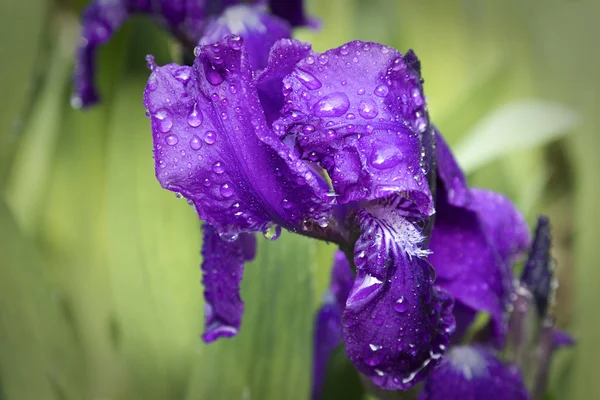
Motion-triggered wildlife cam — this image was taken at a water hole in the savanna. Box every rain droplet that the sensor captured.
[313,92,350,117]
[174,67,191,83]
[154,109,173,133]
[374,84,389,97]
[295,68,322,90]
[187,104,203,127]
[205,64,224,85]
[212,161,225,174]
[263,225,282,241]
[204,131,216,144]
[189,135,202,150]
[370,141,403,170]
[220,232,239,242]
[220,183,234,198]
[340,45,350,55]
[165,134,179,146]
[393,296,409,313]
[146,74,158,91]
[359,99,379,119]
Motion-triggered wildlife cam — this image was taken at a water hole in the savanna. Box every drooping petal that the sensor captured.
[430,132,530,345]
[312,251,354,400]
[419,345,529,400]
[274,41,433,213]
[143,35,330,235]
[201,224,257,342]
[342,201,454,390]
[199,5,292,71]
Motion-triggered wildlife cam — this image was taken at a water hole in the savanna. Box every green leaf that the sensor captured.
[0,0,48,182]
[0,198,86,400]
[454,101,579,173]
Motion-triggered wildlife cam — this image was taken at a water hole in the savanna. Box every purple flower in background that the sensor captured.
[72,0,574,397]
[72,0,312,107]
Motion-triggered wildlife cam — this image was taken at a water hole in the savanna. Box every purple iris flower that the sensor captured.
[71,0,574,396]
[72,0,312,108]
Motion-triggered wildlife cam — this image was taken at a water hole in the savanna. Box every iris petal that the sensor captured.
[342,201,454,390]
[274,41,433,213]
[143,35,330,235]
[419,345,529,400]
[200,5,292,71]
[201,224,256,342]
[430,132,530,345]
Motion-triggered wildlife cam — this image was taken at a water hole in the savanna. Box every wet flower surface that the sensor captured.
[71,1,574,398]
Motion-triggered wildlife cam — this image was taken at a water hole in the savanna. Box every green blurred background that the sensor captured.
[0,0,598,399]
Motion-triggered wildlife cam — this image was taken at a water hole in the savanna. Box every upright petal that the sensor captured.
[419,346,529,400]
[342,201,454,390]
[256,39,313,126]
[274,41,432,213]
[430,132,530,345]
[143,35,330,235]
[200,5,292,71]
[312,251,354,400]
[201,224,257,342]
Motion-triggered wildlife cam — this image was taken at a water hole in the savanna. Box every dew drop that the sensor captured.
[146,74,158,91]
[340,45,350,55]
[212,161,225,174]
[165,134,179,146]
[263,225,282,241]
[154,109,173,133]
[374,84,389,97]
[205,64,225,85]
[187,104,203,127]
[313,92,350,117]
[189,135,202,150]
[370,141,403,170]
[359,99,379,119]
[174,67,191,83]
[220,183,234,198]
[204,131,216,144]
[295,68,322,90]
[220,232,239,242]
[393,296,409,313]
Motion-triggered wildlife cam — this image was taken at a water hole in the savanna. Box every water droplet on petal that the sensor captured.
[374,84,389,97]
[154,109,173,133]
[174,67,191,83]
[263,225,282,241]
[212,161,225,174]
[220,232,239,242]
[204,131,216,144]
[393,296,409,313]
[370,141,403,170]
[146,74,158,91]
[313,92,350,117]
[165,134,179,146]
[187,104,203,127]
[205,64,224,85]
[220,183,234,198]
[359,99,379,119]
[189,135,202,150]
[295,68,322,90]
